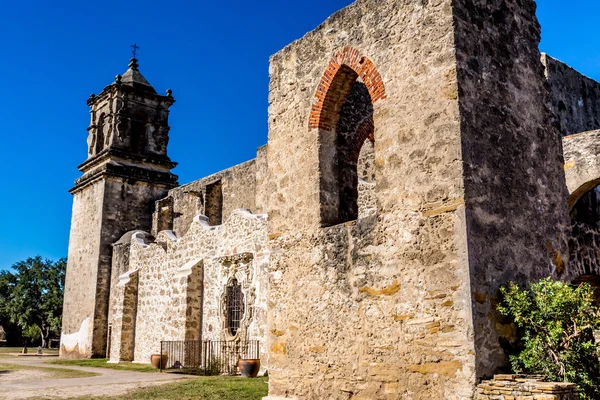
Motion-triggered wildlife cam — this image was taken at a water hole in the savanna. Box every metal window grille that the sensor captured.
[226,279,244,336]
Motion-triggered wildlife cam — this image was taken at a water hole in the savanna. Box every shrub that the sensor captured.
[497,278,600,399]
[205,357,222,376]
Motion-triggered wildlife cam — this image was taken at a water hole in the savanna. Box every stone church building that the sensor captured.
[61,0,600,398]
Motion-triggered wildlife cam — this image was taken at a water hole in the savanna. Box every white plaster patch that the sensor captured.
[60,317,92,354]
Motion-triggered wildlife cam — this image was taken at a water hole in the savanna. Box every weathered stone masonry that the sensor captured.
[475,375,579,400]
[61,58,178,358]
[264,0,595,399]
[109,210,268,365]
[61,0,600,398]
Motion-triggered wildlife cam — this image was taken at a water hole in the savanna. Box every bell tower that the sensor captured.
[60,56,178,358]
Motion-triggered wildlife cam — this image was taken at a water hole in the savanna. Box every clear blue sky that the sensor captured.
[0,0,598,270]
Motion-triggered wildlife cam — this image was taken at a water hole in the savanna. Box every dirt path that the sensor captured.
[0,357,187,399]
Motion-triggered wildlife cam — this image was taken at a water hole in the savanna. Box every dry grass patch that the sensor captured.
[0,362,98,379]
[50,359,157,373]
[0,347,59,357]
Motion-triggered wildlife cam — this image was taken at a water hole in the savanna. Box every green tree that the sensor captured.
[497,278,600,399]
[0,256,66,348]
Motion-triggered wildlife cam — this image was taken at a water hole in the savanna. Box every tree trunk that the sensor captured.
[39,324,49,349]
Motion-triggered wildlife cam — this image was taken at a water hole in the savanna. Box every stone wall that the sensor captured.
[543,54,600,137]
[108,209,268,366]
[93,178,171,357]
[61,180,104,358]
[154,149,267,238]
[62,172,174,359]
[266,1,473,398]
[264,0,570,399]
[476,375,579,400]
[566,222,600,282]
[255,145,269,215]
[108,269,138,362]
[453,0,571,378]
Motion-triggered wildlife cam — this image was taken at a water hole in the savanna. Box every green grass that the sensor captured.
[0,347,59,357]
[0,362,98,379]
[50,358,158,373]
[31,376,269,400]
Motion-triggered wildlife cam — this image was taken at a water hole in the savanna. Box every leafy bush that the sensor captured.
[497,278,600,399]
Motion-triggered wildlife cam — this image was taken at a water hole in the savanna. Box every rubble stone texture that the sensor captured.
[475,375,579,400]
[543,54,600,137]
[60,0,600,398]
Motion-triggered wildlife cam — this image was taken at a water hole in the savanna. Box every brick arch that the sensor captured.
[347,117,375,162]
[308,47,385,130]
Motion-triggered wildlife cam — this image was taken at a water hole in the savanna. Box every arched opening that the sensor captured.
[318,67,375,227]
[311,48,385,227]
[95,114,106,155]
[130,112,148,155]
[571,184,600,227]
[568,182,600,300]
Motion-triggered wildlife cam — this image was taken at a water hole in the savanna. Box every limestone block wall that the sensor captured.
[543,54,600,137]
[154,148,267,238]
[62,174,172,359]
[119,209,268,364]
[255,145,269,215]
[107,231,145,350]
[108,270,138,362]
[92,177,171,358]
[266,1,473,399]
[129,231,201,363]
[453,0,571,378]
[265,0,571,399]
[61,180,104,358]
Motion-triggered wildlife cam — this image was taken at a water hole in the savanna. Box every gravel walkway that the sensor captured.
[0,357,186,399]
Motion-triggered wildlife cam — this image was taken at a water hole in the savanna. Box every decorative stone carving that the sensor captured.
[218,253,255,342]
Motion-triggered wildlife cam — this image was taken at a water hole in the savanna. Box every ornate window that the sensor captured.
[225,279,244,336]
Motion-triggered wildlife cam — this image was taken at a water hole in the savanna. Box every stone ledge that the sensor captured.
[476,375,579,400]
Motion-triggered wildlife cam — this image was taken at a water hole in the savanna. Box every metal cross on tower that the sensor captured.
[131,43,140,58]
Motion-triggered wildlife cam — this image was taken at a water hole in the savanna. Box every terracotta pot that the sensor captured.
[150,353,168,369]
[238,358,261,378]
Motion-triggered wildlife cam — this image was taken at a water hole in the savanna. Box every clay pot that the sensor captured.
[150,353,168,369]
[238,358,261,378]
